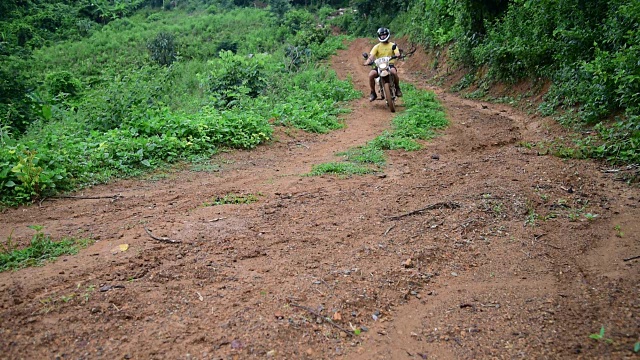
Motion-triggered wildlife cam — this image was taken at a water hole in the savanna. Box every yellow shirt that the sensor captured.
[370,42,400,64]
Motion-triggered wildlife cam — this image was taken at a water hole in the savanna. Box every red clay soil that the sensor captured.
[1,38,638,359]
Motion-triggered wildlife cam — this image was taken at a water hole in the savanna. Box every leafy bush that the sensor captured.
[0,105,274,205]
[45,71,82,97]
[147,32,177,66]
[200,51,269,107]
[0,55,36,134]
[258,68,360,133]
[269,0,292,21]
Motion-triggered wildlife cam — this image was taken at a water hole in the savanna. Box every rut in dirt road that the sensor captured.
[1,39,638,360]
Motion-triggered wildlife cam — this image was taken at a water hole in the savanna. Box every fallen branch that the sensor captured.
[290,303,353,336]
[40,194,123,206]
[144,227,181,244]
[53,194,123,200]
[387,201,461,220]
[623,255,640,262]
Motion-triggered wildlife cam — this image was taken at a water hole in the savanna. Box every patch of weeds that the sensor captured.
[146,173,170,181]
[465,89,487,99]
[203,193,260,206]
[567,210,581,222]
[589,326,613,344]
[308,162,375,177]
[614,224,624,238]
[583,213,599,221]
[38,292,81,314]
[81,285,95,303]
[190,162,221,173]
[370,134,421,151]
[189,155,221,173]
[337,145,385,166]
[479,195,505,217]
[0,226,93,272]
[525,210,538,227]
[525,202,539,227]
[517,141,535,150]
[451,73,476,92]
[59,294,75,303]
[492,202,504,216]
[493,96,518,106]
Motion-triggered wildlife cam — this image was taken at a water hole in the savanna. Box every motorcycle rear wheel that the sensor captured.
[383,81,396,113]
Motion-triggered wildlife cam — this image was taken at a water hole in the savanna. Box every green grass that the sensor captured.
[308,162,376,176]
[0,226,93,272]
[337,145,386,166]
[309,84,448,177]
[203,193,260,206]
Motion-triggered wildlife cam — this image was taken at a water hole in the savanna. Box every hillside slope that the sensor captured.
[0,38,638,359]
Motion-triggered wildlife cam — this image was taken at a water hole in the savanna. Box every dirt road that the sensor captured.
[1,38,638,359]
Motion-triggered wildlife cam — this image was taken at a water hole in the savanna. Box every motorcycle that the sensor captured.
[363,53,398,113]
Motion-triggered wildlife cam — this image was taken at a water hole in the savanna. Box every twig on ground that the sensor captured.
[383,224,396,236]
[290,303,353,336]
[387,201,461,220]
[623,255,640,262]
[534,234,547,240]
[542,242,563,250]
[479,303,500,308]
[312,287,325,296]
[144,227,181,244]
[318,278,332,289]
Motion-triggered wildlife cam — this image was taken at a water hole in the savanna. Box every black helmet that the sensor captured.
[377,27,390,42]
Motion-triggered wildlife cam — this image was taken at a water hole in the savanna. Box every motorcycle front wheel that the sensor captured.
[383,81,396,113]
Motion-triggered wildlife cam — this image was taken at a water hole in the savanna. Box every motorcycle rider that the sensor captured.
[364,27,402,102]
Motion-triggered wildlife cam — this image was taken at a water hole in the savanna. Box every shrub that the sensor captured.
[200,51,268,107]
[45,71,83,97]
[147,32,177,66]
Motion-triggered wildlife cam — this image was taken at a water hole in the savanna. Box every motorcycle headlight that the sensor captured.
[379,63,388,70]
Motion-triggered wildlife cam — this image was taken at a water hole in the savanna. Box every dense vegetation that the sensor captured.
[0,1,358,206]
[340,0,639,165]
[1,0,638,206]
